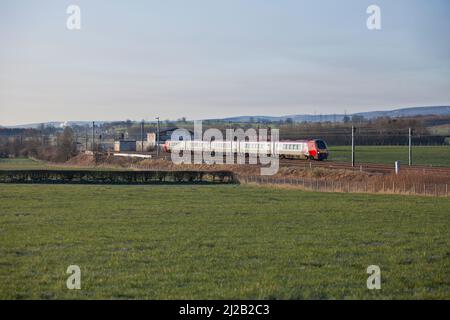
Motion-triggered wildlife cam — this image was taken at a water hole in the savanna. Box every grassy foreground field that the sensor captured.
[0,184,449,299]
[0,158,51,170]
[0,158,80,171]
[0,158,125,171]
[328,145,450,167]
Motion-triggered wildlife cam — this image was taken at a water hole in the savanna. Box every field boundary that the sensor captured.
[240,175,450,197]
[0,169,237,185]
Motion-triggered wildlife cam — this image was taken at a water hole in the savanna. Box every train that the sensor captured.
[163,139,329,160]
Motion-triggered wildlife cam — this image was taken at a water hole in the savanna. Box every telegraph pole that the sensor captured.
[351,125,356,167]
[75,133,78,153]
[156,117,160,157]
[408,127,412,166]
[85,125,88,152]
[92,121,95,152]
[40,125,44,146]
[141,120,144,152]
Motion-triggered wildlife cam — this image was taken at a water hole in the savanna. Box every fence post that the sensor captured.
[446,184,448,197]
[351,125,356,167]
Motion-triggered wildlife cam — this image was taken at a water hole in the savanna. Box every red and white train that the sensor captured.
[163,139,329,160]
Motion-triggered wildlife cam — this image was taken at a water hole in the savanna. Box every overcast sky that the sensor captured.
[1,0,449,125]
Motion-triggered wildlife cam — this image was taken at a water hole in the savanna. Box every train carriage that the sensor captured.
[164,139,328,161]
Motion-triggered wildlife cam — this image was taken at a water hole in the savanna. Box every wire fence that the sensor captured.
[240,175,450,197]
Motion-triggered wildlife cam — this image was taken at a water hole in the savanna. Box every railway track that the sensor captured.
[115,151,450,175]
[279,159,450,175]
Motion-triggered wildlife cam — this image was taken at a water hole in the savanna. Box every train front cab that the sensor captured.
[308,140,328,160]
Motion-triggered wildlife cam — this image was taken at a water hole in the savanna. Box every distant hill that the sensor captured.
[219,114,345,123]
[216,106,450,123]
[3,106,450,128]
[354,106,450,119]
[4,121,108,129]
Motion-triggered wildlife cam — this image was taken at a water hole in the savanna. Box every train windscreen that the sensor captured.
[316,140,327,149]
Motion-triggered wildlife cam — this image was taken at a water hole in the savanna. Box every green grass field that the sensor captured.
[429,124,450,136]
[328,145,450,167]
[0,158,52,170]
[0,184,448,299]
[0,158,125,171]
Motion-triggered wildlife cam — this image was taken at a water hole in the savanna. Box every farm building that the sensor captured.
[114,140,137,152]
[147,127,194,144]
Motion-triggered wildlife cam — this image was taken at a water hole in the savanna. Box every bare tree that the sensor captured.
[56,127,77,161]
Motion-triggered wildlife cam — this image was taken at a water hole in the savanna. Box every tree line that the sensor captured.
[0,127,77,161]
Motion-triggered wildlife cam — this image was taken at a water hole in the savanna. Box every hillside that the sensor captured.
[3,106,450,128]
[219,106,450,123]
